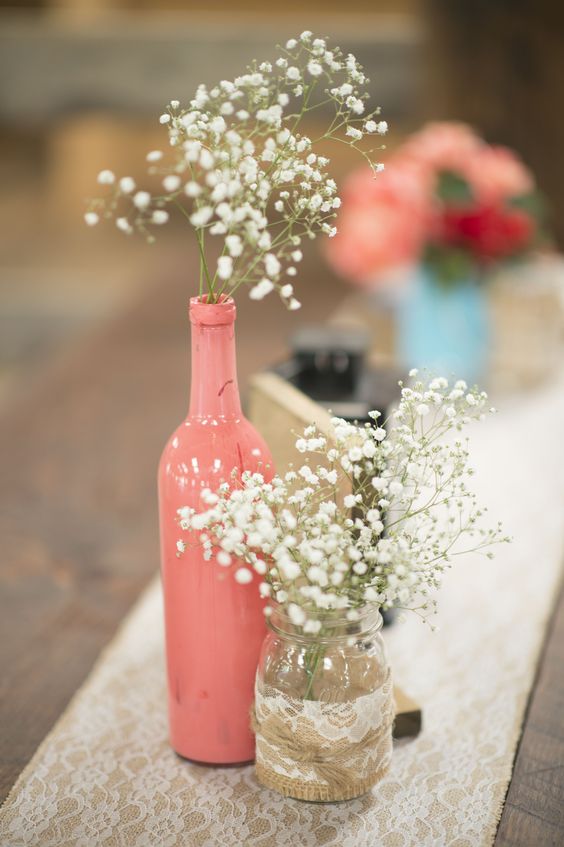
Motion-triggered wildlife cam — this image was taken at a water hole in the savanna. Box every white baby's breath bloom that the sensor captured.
[225,234,243,257]
[217,551,232,567]
[133,191,151,210]
[163,174,181,192]
[249,279,274,300]
[97,169,115,185]
[184,181,202,198]
[199,148,215,170]
[190,206,213,226]
[307,60,323,76]
[84,212,99,226]
[362,440,376,458]
[288,298,301,310]
[146,150,163,162]
[346,127,363,141]
[288,603,306,626]
[234,568,253,584]
[151,210,169,225]
[257,231,271,250]
[119,176,136,194]
[159,113,171,124]
[346,97,364,115]
[264,253,281,277]
[209,116,226,135]
[116,217,132,234]
[217,255,233,280]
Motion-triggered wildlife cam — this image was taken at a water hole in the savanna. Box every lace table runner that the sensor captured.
[2,375,564,847]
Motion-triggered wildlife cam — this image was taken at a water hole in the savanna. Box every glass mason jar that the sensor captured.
[254,605,394,802]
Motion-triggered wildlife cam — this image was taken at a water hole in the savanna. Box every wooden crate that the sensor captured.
[248,370,352,499]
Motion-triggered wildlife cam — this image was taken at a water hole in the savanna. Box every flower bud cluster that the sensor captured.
[85,32,386,307]
[177,374,509,630]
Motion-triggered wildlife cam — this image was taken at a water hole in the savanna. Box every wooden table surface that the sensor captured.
[0,260,562,844]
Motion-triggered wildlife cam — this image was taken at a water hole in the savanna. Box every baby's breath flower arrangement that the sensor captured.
[177,373,509,801]
[85,31,387,309]
[178,374,509,632]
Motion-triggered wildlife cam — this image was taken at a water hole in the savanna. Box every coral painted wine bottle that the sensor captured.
[158,296,273,764]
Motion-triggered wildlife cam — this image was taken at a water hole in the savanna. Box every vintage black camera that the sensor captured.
[274,325,402,424]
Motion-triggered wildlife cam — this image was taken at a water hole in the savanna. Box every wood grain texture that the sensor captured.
[426,0,564,248]
[0,251,344,803]
[494,578,564,847]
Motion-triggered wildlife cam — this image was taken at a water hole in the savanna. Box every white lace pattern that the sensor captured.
[254,675,394,796]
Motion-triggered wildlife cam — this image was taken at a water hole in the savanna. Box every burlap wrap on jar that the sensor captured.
[253,671,394,802]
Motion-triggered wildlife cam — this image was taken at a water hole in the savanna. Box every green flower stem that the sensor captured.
[303,639,326,701]
[174,200,214,300]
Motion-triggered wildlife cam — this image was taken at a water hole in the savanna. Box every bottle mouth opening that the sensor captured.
[189,295,236,325]
[191,294,234,305]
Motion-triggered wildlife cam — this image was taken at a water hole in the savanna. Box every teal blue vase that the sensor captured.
[397,266,489,384]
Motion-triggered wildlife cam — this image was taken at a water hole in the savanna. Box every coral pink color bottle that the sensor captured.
[158,296,272,764]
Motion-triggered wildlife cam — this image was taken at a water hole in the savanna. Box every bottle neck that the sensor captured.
[188,297,242,420]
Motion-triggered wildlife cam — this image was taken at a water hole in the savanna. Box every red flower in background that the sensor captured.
[438,204,535,261]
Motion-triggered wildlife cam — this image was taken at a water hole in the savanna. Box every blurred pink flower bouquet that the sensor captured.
[326,122,545,287]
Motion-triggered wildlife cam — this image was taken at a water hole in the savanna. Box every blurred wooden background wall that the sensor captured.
[426,0,564,247]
